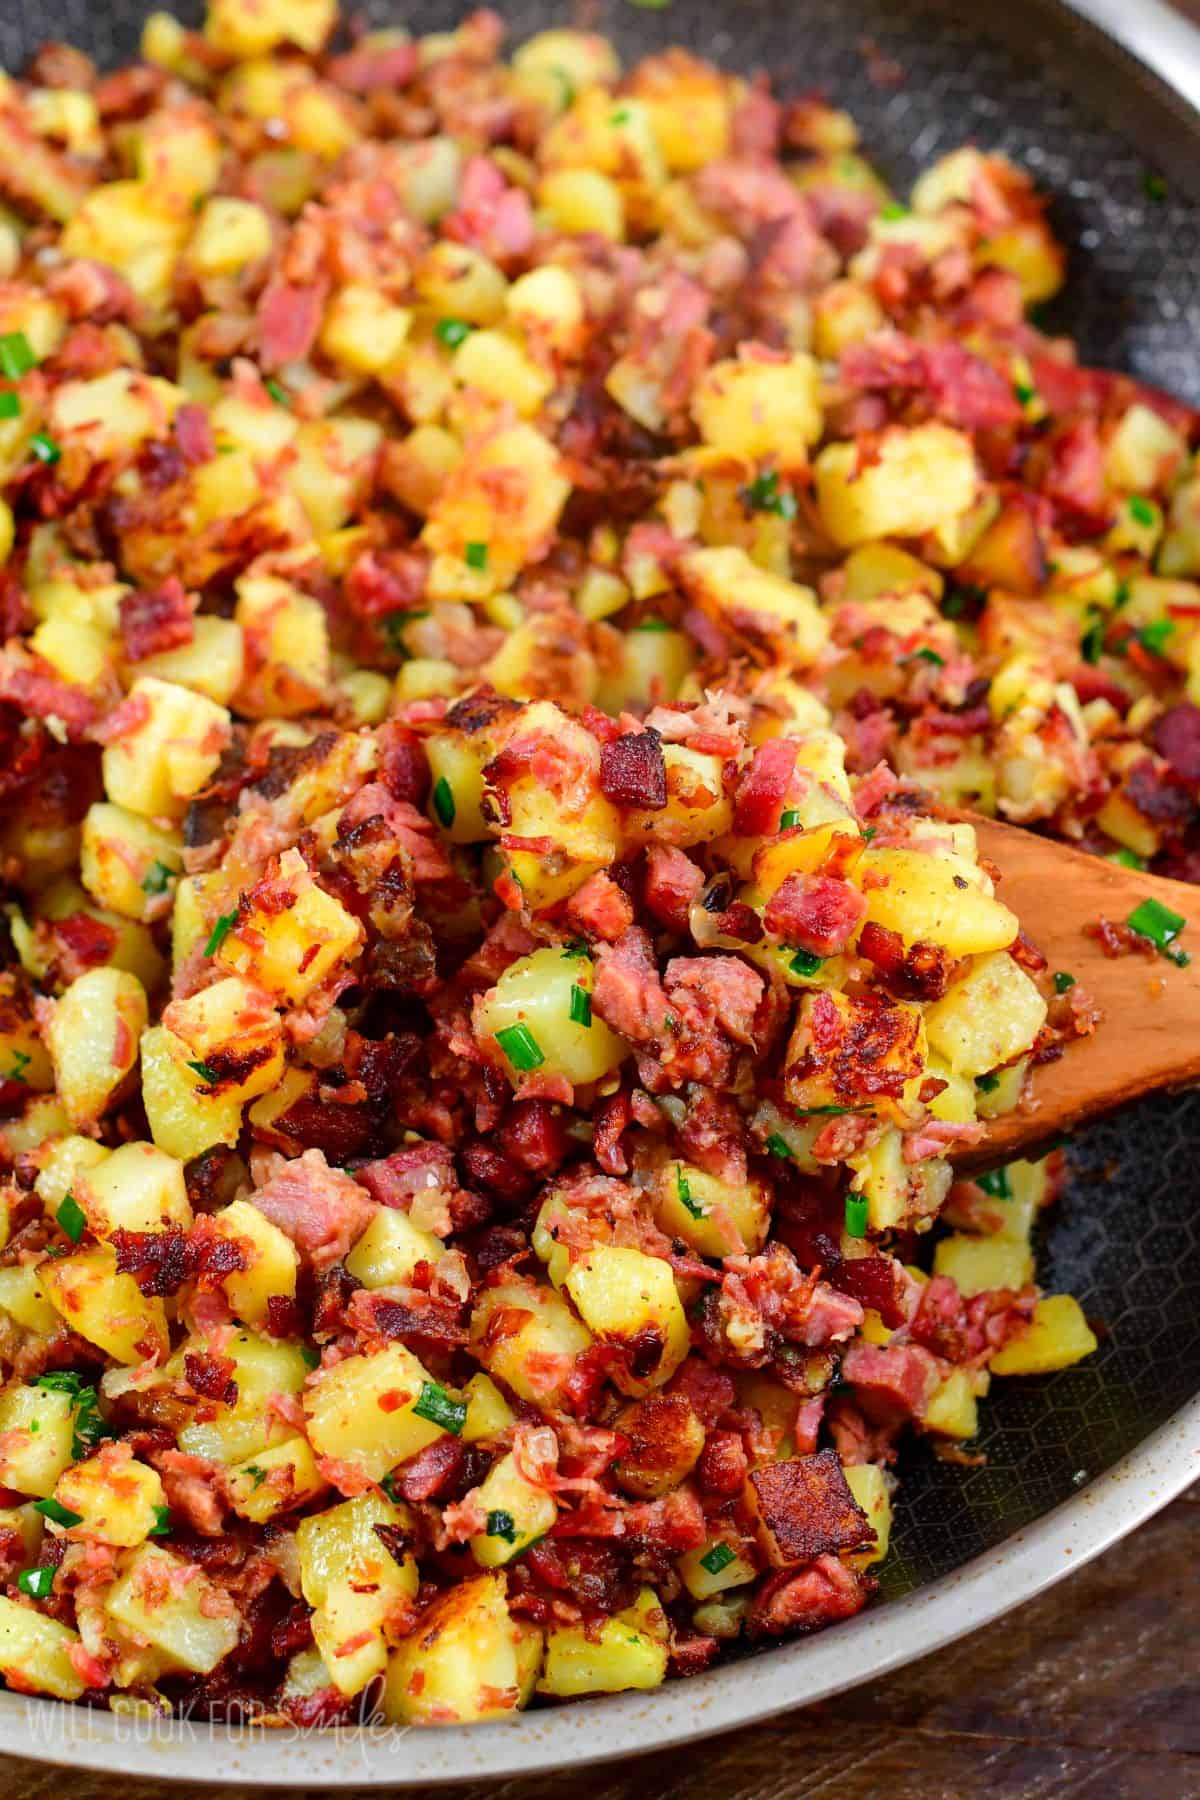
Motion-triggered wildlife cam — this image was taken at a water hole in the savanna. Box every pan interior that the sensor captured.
[1,0,1198,1607]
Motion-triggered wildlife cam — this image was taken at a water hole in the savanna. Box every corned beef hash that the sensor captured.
[13,0,1200,1727]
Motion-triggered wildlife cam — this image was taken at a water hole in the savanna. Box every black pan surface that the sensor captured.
[3,0,1198,1601]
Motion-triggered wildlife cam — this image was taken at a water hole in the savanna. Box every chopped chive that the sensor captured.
[977,1167,1012,1199]
[569,983,592,1027]
[204,910,238,957]
[29,432,60,466]
[765,1133,793,1159]
[35,1371,83,1395]
[380,1472,401,1503]
[610,107,632,125]
[632,617,672,631]
[17,1566,55,1600]
[844,1194,869,1239]
[1053,971,1076,994]
[908,646,944,667]
[486,1508,517,1542]
[1013,380,1036,406]
[149,1504,172,1536]
[33,1497,82,1528]
[879,201,908,221]
[300,1345,319,1370]
[561,939,591,960]
[495,1023,544,1072]
[56,1193,86,1244]
[432,776,456,829]
[243,1465,267,1490]
[66,1386,110,1459]
[699,1541,737,1575]
[797,1104,863,1117]
[1127,895,1188,965]
[464,541,488,571]
[1128,495,1159,529]
[412,1381,467,1435]
[789,949,824,977]
[1080,616,1105,664]
[676,1166,703,1220]
[1144,171,1168,202]
[744,470,798,519]
[975,1072,1000,1093]
[187,1059,219,1087]
[264,378,290,407]
[141,859,174,895]
[435,318,473,348]
[0,391,20,420]
[1107,847,1146,870]
[625,0,672,10]
[7,1050,30,1084]
[861,826,877,842]
[1113,579,1131,610]
[780,809,801,829]
[1137,618,1173,657]
[0,331,36,380]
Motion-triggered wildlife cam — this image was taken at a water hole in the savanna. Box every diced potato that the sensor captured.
[0,973,53,1094]
[855,848,1018,957]
[55,1445,166,1547]
[60,182,189,309]
[506,265,585,354]
[538,167,625,239]
[297,1491,418,1695]
[382,1571,541,1724]
[922,1368,979,1439]
[612,1392,706,1499]
[677,1536,757,1601]
[933,1232,1034,1298]
[303,1343,452,1484]
[453,328,553,417]
[630,50,731,172]
[655,1162,770,1259]
[175,1331,309,1465]
[161,975,284,1103]
[0,1594,86,1700]
[924,951,1047,1079]
[344,1208,442,1290]
[134,615,245,706]
[423,423,570,591]
[0,1383,76,1497]
[207,1198,300,1329]
[102,676,229,819]
[848,1125,951,1233]
[476,946,629,1089]
[462,1372,516,1444]
[228,1435,325,1524]
[80,803,183,924]
[815,424,978,547]
[234,575,331,718]
[105,1544,240,1674]
[679,545,828,668]
[0,1265,60,1336]
[76,1140,191,1236]
[469,1449,557,1567]
[139,1024,246,1161]
[320,284,412,374]
[989,1294,1098,1375]
[216,849,362,1005]
[470,1279,593,1408]
[843,1463,892,1567]
[44,967,147,1128]
[692,354,821,465]
[785,989,926,1113]
[563,1246,688,1394]
[539,1587,667,1697]
[44,1246,170,1365]
[188,197,272,276]
[205,0,335,56]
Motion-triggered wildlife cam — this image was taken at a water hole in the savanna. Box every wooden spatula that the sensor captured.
[953,816,1200,1172]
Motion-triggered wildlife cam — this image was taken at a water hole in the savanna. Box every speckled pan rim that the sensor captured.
[5,0,1200,1781]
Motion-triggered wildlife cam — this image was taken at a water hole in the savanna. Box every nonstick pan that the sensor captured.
[3,0,1200,1781]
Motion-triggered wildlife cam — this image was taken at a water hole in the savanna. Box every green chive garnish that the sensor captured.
[264,378,290,407]
[149,1505,172,1536]
[765,1133,793,1159]
[977,1168,1012,1199]
[632,617,672,631]
[909,647,944,667]
[187,1060,219,1086]
[204,910,238,957]
[1053,971,1076,994]
[465,541,488,571]
[610,107,631,125]
[412,1381,467,1435]
[844,1195,869,1239]
[1127,895,1189,965]
[797,1104,863,1117]
[879,201,908,221]
[141,860,174,895]
[744,470,797,519]
[432,776,456,829]
[780,809,801,829]
[561,940,590,960]
[975,1072,1001,1093]
[56,1194,86,1244]
[0,332,36,379]
[29,432,60,466]
[7,1050,30,1084]
[33,1497,82,1528]
[699,1542,737,1575]
[486,1508,517,1542]
[435,318,472,348]
[35,1372,83,1395]
[1107,848,1146,869]
[17,1567,55,1599]
[1080,617,1105,664]
[789,949,824,977]
[495,1023,544,1072]
[1144,171,1168,202]
[1013,380,1035,406]
[676,1167,703,1220]
[0,391,20,420]
[1128,495,1159,528]
[1137,619,1173,657]
[569,983,592,1027]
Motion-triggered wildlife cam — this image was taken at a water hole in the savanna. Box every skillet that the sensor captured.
[2,0,1200,1780]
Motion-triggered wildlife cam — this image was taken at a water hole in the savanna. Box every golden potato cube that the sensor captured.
[228,1435,326,1524]
[462,1372,517,1445]
[506,265,585,354]
[161,975,284,1103]
[56,1445,166,1547]
[692,354,821,465]
[539,1587,667,1697]
[0,972,53,1093]
[924,950,1047,1079]
[234,574,331,718]
[677,1537,757,1601]
[423,423,570,589]
[0,1265,60,1336]
[932,1231,1034,1298]
[922,1368,979,1439]
[815,423,978,547]
[78,1139,191,1236]
[0,1383,76,1498]
[476,946,629,1089]
[453,328,553,417]
[134,615,245,707]
[537,167,625,239]
[34,1134,109,1212]
[303,1343,452,1484]
[81,803,183,924]
[140,1024,244,1162]
[45,966,147,1129]
[102,676,229,820]
[175,1331,309,1465]
[60,181,189,308]
[105,1544,240,1674]
[216,849,362,1004]
[320,284,412,375]
[44,1246,170,1365]
[856,848,1019,957]
[205,0,335,56]
[563,1246,688,1394]
[468,1450,558,1568]
[382,1572,540,1724]
[297,1491,418,1696]
[989,1294,1098,1376]
[656,1162,770,1259]
[211,1199,299,1328]
[470,1279,593,1408]
[415,240,508,325]
[843,1462,892,1567]
[0,1595,86,1700]
[344,1208,443,1290]
[188,197,272,276]
[678,545,828,668]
